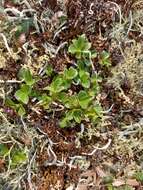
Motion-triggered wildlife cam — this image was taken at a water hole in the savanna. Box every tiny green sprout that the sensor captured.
[68,34,91,59]
[99,50,111,67]
[6,67,36,116]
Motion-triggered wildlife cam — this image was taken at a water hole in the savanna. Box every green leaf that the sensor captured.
[91,73,102,84]
[94,104,103,116]
[0,144,9,156]
[59,118,68,128]
[65,95,79,109]
[73,109,83,123]
[11,149,27,166]
[68,34,91,59]
[99,51,111,67]
[85,106,97,118]
[15,90,29,104]
[88,86,100,97]
[64,67,78,80]
[17,104,26,116]
[79,70,90,88]
[91,50,97,58]
[78,91,91,109]
[45,76,65,93]
[15,85,31,104]
[38,94,52,109]
[58,92,68,104]
[45,65,53,77]
[5,98,18,109]
[102,176,114,184]
[65,111,74,121]
[18,68,35,85]
[101,50,110,60]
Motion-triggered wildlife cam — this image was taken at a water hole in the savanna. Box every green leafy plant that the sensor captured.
[15,68,36,104]
[42,66,103,128]
[99,50,111,67]
[68,34,92,59]
[15,84,31,104]
[68,34,111,68]
[6,68,36,116]
[5,34,109,128]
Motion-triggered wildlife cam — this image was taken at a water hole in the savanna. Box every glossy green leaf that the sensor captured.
[18,104,26,116]
[15,85,31,104]
[99,51,111,67]
[78,91,91,109]
[18,68,35,85]
[68,34,91,59]
[73,109,83,123]
[5,98,18,109]
[94,104,103,116]
[64,67,78,80]
[101,50,110,59]
[46,77,64,93]
[65,111,74,121]
[79,70,90,88]
[91,50,97,58]
[88,86,100,97]
[91,73,102,84]
[65,95,79,109]
[38,94,52,109]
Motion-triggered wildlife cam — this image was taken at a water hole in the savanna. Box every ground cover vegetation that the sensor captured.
[0,0,143,189]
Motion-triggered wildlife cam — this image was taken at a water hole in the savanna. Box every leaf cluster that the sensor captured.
[6,34,111,128]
